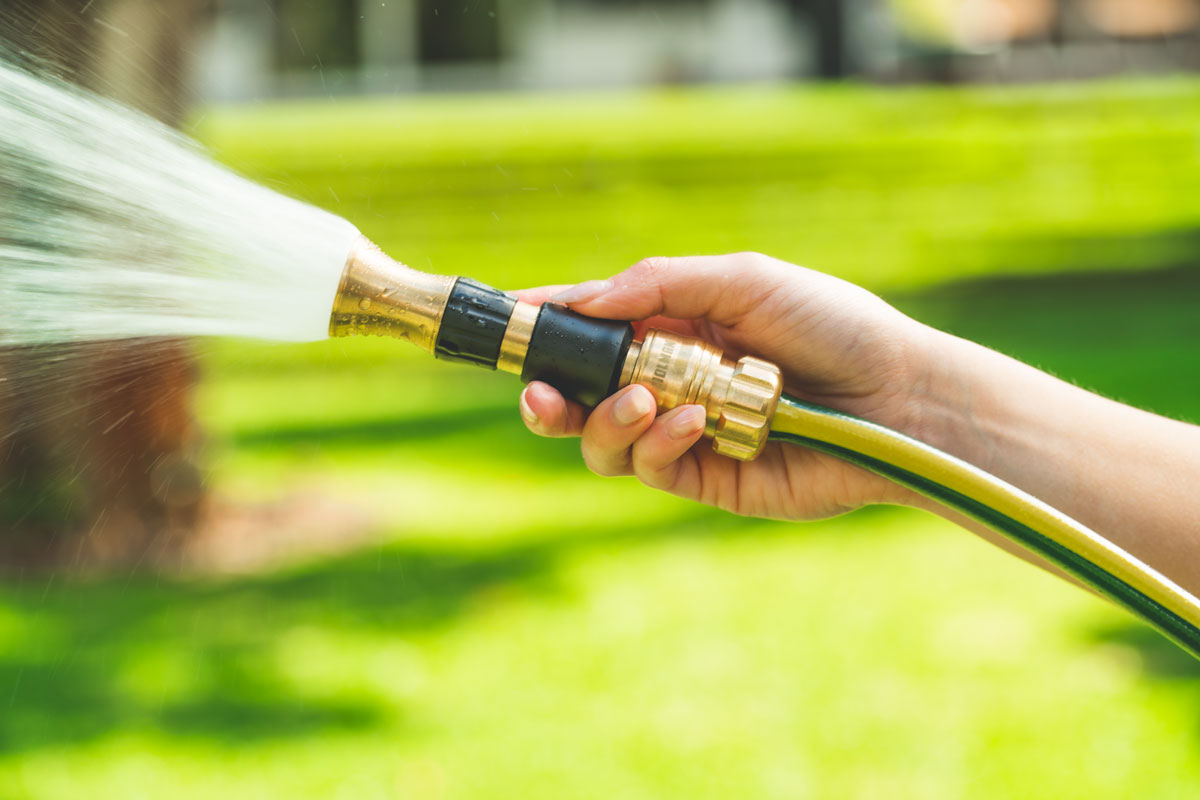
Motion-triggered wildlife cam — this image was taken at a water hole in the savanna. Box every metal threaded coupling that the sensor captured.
[619,329,783,461]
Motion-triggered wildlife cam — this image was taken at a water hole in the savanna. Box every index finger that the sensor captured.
[513,284,697,339]
[513,285,572,306]
[565,254,779,326]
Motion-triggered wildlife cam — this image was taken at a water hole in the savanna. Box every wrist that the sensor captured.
[823,319,958,509]
[874,323,994,510]
[904,325,996,463]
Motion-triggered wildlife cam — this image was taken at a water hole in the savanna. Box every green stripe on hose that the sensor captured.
[768,427,1200,660]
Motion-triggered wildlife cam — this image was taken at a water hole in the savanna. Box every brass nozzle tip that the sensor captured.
[620,329,783,461]
[329,235,455,351]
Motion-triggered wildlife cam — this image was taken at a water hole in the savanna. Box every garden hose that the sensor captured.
[769,396,1200,660]
[330,235,1200,658]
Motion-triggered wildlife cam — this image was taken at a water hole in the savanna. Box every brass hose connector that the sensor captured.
[618,329,783,460]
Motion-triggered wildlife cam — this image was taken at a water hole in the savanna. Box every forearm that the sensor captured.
[906,326,1200,593]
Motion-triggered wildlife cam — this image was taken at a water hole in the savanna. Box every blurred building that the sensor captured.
[893,0,1200,81]
[196,0,1200,102]
[196,0,868,101]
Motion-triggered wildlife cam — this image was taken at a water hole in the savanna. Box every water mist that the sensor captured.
[0,56,358,345]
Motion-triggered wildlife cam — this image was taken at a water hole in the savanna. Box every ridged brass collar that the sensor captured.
[619,329,782,460]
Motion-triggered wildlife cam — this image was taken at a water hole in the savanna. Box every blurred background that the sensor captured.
[3,0,1200,797]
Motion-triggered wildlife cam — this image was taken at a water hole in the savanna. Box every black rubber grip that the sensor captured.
[434,278,517,369]
[521,303,634,407]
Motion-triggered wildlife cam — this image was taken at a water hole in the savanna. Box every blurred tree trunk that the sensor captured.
[783,0,849,79]
[0,0,209,565]
[808,0,848,79]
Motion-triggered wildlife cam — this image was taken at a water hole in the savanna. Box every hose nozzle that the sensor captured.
[329,236,783,460]
[329,236,455,350]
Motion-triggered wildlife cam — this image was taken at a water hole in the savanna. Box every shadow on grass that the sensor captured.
[0,658,382,753]
[890,258,1200,422]
[891,252,1200,353]
[0,504,760,755]
[228,404,518,449]
[223,402,586,470]
[1087,623,1200,680]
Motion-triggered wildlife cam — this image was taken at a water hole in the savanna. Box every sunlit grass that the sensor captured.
[197,79,1200,291]
[4,505,1199,798]
[3,82,1200,798]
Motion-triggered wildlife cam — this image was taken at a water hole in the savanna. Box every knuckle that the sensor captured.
[634,470,664,491]
[627,256,671,283]
[581,441,625,478]
[631,449,670,490]
[731,250,773,272]
[635,465,675,492]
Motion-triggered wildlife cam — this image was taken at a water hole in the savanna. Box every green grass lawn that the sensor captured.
[4,82,1200,798]
[196,79,1200,292]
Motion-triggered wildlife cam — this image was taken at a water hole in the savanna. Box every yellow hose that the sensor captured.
[769,395,1200,659]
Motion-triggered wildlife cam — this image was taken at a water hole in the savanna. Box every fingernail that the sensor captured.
[613,386,654,426]
[519,391,540,427]
[550,279,613,305]
[668,406,706,439]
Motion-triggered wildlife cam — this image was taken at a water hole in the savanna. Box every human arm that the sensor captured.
[517,252,1200,594]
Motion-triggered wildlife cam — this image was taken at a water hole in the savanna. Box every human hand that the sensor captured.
[517,253,933,520]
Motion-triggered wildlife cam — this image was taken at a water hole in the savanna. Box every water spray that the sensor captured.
[328,235,1200,660]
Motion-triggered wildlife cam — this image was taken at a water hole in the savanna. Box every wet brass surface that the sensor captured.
[328,236,455,352]
[619,329,783,461]
[618,340,642,388]
[496,300,539,375]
